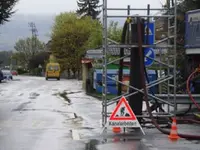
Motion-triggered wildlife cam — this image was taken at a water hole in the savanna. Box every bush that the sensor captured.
[30,68,42,76]
[17,68,27,74]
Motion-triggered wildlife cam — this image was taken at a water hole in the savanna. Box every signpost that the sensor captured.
[144,22,155,44]
[144,48,155,66]
[144,22,155,67]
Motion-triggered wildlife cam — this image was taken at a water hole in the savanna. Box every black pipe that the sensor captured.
[128,19,144,123]
[118,21,128,96]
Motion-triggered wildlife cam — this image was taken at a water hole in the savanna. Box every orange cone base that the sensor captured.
[112,127,121,133]
[168,135,180,141]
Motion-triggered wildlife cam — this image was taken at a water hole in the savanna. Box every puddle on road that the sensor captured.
[12,101,32,111]
[64,90,82,95]
[59,91,71,103]
[53,90,83,104]
[13,108,74,115]
[53,91,71,104]
[29,92,40,99]
[85,139,99,150]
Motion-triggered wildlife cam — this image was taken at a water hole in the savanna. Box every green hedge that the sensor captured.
[17,68,28,75]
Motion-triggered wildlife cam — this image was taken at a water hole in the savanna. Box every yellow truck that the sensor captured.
[45,63,61,80]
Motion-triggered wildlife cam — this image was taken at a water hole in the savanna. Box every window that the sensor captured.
[48,65,59,71]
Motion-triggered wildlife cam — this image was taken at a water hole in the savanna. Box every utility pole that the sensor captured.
[28,22,38,56]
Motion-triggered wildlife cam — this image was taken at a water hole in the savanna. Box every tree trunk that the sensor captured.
[67,68,70,79]
[72,68,76,79]
[77,69,80,80]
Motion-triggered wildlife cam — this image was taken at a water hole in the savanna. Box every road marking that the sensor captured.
[71,130,80,140]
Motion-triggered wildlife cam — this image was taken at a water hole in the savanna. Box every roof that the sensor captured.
[86,47,131,58]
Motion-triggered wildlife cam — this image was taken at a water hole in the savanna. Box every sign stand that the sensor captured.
[101,96,145,135]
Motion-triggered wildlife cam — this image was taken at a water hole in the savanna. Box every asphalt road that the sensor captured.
[0,76,89,150]
[0,76,199,150]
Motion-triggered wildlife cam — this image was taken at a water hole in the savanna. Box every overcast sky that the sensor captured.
[15,0,165,15]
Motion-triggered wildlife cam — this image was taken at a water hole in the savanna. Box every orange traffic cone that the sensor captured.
[112,127,121,133]
[168,117,180,141]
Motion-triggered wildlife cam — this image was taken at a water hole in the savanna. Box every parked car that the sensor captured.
[2,70,13,80]
[11,70,18,76]
[0,70,4,82]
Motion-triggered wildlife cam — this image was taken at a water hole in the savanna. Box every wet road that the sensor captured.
[0,76,199,150]
[0,76,91,150]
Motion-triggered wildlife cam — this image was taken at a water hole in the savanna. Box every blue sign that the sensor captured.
[144,22,155,45]
[144,48,155,66]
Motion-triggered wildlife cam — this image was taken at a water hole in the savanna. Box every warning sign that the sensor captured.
[108,96,139,127]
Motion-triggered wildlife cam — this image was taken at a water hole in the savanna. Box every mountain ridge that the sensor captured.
[0,13,125,51]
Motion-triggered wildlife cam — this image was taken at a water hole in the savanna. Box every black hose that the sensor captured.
[118,20,128,96]
[144,14,164,113]
[137,17,200,140]
[176,104,192,116]
[144,66,165,112]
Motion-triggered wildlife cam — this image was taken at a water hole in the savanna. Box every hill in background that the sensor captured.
[0,13,124,51]
[0,13,55,51]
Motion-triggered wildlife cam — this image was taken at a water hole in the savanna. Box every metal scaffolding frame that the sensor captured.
[102,0,177,127]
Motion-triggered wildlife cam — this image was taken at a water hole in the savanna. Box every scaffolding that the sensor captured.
[102,0,178,128]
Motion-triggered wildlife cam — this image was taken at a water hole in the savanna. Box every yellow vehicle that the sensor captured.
[45,63,61,80]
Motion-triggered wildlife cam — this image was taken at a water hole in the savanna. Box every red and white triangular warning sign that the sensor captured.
[107,96,145,135]
[110,96,136,121]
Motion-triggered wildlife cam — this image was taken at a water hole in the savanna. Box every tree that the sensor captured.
[77,0,101,19]
[50,12,102,77]
[14,37,45,67]
[108,21,122,43]
[49,54,57,63]
[28,51,50,70]
[177,0,200,12]
[0,0,18,25]
[0,51,13,66]
[85,20,102,48]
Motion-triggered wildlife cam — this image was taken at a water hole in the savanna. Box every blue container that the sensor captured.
[146,70,158,94]
[94,69,129,95]
[93,69,158,95]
